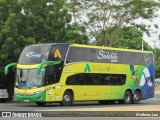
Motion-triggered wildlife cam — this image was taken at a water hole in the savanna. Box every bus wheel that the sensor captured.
[61,91,73,106]
[36,102,46,106]
[123,91,131,104]
[131,91,141,104]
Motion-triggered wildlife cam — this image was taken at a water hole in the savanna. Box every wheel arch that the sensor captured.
[63,89,74,100]
[133,88,142,97]
[125,88,132,94]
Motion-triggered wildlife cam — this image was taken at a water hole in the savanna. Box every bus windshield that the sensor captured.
[18,44,51,65]
[15,69,45,89]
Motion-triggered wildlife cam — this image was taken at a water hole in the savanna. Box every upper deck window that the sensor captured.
[18,44,70,65]
[48,44,70,61]
[66,46,153,65]
[18,45,51,64]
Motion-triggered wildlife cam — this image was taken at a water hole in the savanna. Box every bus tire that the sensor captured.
[61,91,73,106]
[123,90,131,104]
[36,102,46,106]
[131,91,141,104]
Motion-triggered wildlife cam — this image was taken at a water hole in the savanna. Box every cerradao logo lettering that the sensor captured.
[54,49,62,59]
[97,50,118,62]
[26,52,41,58]
[84,64,91,72]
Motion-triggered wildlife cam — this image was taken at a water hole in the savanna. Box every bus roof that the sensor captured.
[25,43,153,54]
[26,43,70,47]
[72,44,153,54]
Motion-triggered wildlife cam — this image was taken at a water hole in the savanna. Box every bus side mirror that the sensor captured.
[37,60,61,74]
[4,63,17,75]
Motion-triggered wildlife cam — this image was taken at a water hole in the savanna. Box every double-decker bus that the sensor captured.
[5,43,155,106]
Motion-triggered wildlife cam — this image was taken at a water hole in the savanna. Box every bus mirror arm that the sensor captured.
[37,60,61,74]
[4,62,17,75]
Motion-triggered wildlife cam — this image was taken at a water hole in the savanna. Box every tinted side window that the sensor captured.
[67,47,154,66]
[112,74,126,85]
[76,74,85,85]
[66,47,87,63]
[86,74,100,85]
[66,75,75,85]
[66,74,85,85]
[49,44,69,61]
[100,75,113,85]
[66,73,126,85]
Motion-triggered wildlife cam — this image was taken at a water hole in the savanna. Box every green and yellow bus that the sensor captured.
[5,43,155,106]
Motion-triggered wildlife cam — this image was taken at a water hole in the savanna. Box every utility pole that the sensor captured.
[159,35,160,47]
[153,41,157,60]
[142,40,144,51]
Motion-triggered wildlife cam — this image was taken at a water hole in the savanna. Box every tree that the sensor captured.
[0,0,89,73]
[0,0,89,100]
[114,27,151,50]
[155,48,160,78]
[68,0,159,46]
[155,55,160,78]
[19,0,88,43]
[0,0,36,72]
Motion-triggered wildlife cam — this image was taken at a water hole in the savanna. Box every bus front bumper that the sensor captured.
[14,90,46,102]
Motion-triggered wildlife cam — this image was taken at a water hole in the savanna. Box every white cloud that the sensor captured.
[142,9,160,48]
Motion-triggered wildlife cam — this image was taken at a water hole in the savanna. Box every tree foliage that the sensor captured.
[68,0,159,46]
[155,49,160,78]
[0,0,88,73]
[114,27,151,50]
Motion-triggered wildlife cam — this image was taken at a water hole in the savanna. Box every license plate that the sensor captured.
[24,100,29,102]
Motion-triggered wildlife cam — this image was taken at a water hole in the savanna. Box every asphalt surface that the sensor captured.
[0,92,160,111]
[0,91,160,119]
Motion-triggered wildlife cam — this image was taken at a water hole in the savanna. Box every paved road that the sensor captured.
[0,92,160,118]
[0,93,160,111]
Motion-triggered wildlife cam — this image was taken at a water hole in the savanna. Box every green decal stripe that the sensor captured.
[4,62,17,75]
[37,60,61,74]
[14,91,46,102]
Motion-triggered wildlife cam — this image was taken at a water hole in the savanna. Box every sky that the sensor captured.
[142,8,160,48]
